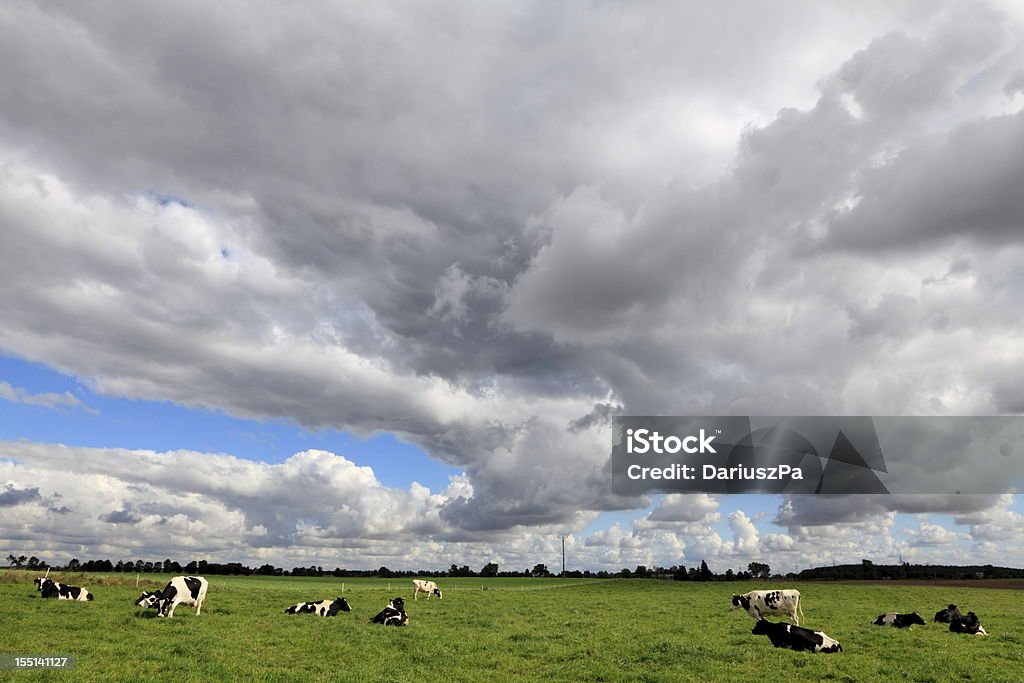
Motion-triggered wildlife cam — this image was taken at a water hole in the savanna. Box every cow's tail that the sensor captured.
[798,601,804,623]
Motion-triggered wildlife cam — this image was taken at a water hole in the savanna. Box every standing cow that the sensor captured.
[285,598,351,616]
[412,579,443,600]
[135,576,208,617]
[731,590,804,625]
[34,577,93,601]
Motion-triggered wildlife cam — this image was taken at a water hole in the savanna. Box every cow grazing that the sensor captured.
[135,576,208,617]
[135,590,161,610]
[731,590,804,625]
[949,612,988,636]
[751,619,842,653]
[34,577,93,601]
[934,604,962,623]
[872,612,926,628]
[371,597,409,626]
[412,579,443,600]
[285,598,351,616]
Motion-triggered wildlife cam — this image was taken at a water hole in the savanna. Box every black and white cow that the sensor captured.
[934,604,962,623]
[731,590,803,625]
[412,579,443,600]
[872,612,926,628]
[285,598,351,616]
[371,597,409,626]
[949,612,988,636]
[135,576,208,617]
[34,577,93,601]
[751,619,842,653]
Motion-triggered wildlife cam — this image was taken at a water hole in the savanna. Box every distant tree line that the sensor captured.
[797,559,1024,581]
[8,553,1021,581]
[4,554,773,580]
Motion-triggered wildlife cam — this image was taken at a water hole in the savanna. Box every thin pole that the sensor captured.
[561,536,566,577]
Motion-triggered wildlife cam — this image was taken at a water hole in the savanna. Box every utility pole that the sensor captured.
[560,535,566,577]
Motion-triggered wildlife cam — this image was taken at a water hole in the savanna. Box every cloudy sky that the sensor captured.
[2,0,1024,574]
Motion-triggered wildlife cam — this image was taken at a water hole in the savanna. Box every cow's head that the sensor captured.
[33,577,45,591]
[328,598,351,615]
[433,588,443,600]
[730,594,749,611]
[135,590,161,609]
[907,612,925,626]
[751,619,772,635]
[392,597,405,611]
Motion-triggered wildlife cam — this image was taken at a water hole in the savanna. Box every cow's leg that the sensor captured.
[166,602,177,618]
[195,597,203,616]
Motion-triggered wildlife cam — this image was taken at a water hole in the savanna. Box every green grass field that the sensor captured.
[1,572,1022,682]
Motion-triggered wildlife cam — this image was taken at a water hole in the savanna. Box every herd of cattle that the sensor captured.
[31,575,441,627]
[30,577,991,652]
[730,589,990,653]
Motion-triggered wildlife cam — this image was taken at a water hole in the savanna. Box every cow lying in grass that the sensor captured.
[34,577,93,601]
[135,576,208,617]
[872,612,925,628]
[949,612,988,636]
[751,619,841,653]
[285,598,351,616]
[371,597,409,626]
[934,604,961,623]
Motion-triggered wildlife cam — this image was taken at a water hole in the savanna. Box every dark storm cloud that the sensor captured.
[823,112,1024,251]
[0,0,1022,541]
[0,483,42,507]
[775,494,999,527]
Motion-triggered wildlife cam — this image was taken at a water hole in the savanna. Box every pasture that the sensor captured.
[1,572,1022,682]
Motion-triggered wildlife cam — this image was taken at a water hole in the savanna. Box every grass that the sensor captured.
[1,572,1022,681]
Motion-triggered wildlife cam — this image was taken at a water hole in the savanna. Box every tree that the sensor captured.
[480,562,499,577]
[748,562,770,579]
[698,560,713,581]
[531,563,551,578]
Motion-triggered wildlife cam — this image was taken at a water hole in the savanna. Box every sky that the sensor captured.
[2,0,1024,574]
